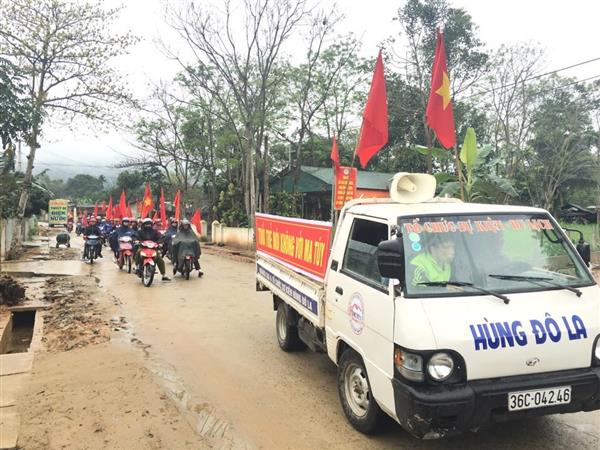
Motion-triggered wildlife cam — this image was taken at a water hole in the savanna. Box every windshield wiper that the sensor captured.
[488,274,582,297]
[418,281,510,304]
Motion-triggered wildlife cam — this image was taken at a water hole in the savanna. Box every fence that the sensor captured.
[210,221,254,250]
[0,218,35,260]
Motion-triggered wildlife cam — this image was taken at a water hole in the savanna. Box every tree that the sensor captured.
[165,0,308,226]
[63,174,105,203]
[481,44,545,190]
[0,57,31,157]
[390,0,488,172]
[125,85,205,192]
[525,76,596,213]
[0,0,136,256]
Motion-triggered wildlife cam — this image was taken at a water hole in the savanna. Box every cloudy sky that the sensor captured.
[35,0,600,182]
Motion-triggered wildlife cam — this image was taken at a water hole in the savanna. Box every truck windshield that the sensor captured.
[399,213,594,297]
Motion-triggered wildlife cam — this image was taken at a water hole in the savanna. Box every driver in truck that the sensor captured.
[410,233,454,285]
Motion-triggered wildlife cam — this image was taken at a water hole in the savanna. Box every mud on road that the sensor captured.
[13,246,208,449]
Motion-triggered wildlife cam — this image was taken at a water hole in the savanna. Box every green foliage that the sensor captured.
[269,192,302,217]
[559,222,600,251]
[438,129,517,202]
[63,174,106,203]
[213,183,248,227]
[0,57,32,152]
[0,172,51,218]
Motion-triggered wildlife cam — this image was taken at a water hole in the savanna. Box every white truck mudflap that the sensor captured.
[256,255,325,328]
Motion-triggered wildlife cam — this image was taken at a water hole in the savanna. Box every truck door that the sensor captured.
[326,216,396,415]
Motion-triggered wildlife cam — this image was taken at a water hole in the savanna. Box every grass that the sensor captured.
[558,222,599,251]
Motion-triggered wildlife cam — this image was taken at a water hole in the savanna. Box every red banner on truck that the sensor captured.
[255,213,333,281]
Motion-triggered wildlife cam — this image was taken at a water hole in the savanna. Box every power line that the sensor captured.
[459,56,600,101]
[35,162,116,168]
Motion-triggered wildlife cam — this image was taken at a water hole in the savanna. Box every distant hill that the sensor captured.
[32,161,122,184]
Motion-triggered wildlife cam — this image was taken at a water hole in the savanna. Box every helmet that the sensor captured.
[142,218,153,227]
[90,217,97,223]
[180,219,191,229]
[122,217,130,224]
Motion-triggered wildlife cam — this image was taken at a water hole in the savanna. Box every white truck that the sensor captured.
[256,173,600,439]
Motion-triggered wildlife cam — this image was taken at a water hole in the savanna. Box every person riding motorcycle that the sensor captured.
[135,218,170,281]
[172,219,203,277]
[162,218,179,258]
[109,217,136,257]
[130,218,139,231]
[82,216,103,259]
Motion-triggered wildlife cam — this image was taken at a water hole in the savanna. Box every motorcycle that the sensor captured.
[172,235,202,280]
[138,240,160,287]
[117,236,134,273]
[76,223,82,236]
[84,234,101,264]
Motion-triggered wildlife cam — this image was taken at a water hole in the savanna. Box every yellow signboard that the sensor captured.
[48,199,69,225]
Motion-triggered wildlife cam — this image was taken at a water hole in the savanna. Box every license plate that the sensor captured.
[508,386,571,411]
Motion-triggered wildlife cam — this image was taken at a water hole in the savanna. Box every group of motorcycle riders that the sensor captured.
[79,215,203,281]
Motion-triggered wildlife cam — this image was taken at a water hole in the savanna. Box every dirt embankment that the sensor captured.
[0,275,26,305]
[17,274,207,449]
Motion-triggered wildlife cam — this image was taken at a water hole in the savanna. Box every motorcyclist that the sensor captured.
[82,216,103,259]
[109,217,136,258]
[172,219,203,277]
[135,218,170,281]
[130,218,139,231]
[162,218,178,258]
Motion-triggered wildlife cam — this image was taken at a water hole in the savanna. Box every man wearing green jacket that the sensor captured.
[410,234,454,285]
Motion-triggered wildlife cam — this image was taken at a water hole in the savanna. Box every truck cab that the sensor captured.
[256,173,600,439]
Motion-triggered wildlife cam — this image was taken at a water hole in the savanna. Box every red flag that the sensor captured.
[101,201,106,214]
[136,201,142,218]
[173,190,181,220]
[141,183,153,218]
[127,205,133,218]
[82,215,88,227]
[191,209,202,235]
[106,197,113,220]
[152,210,158,221]
[426,30,456,149]
[330,136,340,173]
[118,190,127,219]
[92,202,98,217]
[355,50,388,168]
[159,188,167,229]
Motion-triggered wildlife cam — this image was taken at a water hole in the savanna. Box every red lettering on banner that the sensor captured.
[255,213,333,280]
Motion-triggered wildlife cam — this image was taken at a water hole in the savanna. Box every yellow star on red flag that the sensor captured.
[435,72,451,110]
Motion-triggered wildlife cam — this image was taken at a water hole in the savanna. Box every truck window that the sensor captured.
[342,218,389,289]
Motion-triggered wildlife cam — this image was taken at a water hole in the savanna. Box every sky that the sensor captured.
[34,0,600,182]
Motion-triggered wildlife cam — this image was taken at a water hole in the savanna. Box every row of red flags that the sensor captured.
[87,185,202,233]
[331,29,455,170]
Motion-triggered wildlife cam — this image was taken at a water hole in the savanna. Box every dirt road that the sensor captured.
[16,235,600,449]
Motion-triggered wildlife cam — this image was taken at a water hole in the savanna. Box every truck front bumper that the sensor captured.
[392,367,600,439]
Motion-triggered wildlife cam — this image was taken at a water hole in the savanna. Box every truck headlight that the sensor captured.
[394,348,423,382]
[427,352,454,381]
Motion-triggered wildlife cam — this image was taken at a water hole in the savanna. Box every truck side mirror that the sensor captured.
[376,238,405,286]
[576,239,591,267]
[563,228,592,267]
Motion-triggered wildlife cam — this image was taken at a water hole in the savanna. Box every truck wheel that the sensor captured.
[337,349,382,434]
[275,303,303,352]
